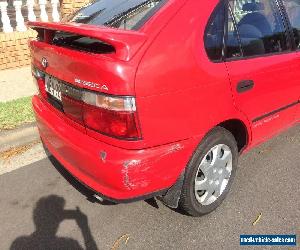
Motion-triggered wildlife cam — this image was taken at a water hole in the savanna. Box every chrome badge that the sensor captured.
[75,78,109,91]
[41,57,48,69]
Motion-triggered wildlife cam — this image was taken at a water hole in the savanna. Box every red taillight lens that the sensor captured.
[81,91,141,140]
[62,95,84,125]
[37,78,47,99]
[32,66,47,98]
[83,104,140,139]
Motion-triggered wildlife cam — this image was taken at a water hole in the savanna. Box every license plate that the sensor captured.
[45,75,62,101]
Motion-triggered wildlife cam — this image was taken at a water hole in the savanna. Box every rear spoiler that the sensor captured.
[27,21,147,61]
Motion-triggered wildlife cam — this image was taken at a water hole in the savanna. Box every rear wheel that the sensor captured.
[179,127,238,216]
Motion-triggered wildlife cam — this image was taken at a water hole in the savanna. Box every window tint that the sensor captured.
[227,0,288,58]
[282,0,300,48]
[52,32,116,54]
[66,0,164,30]
[204,3,225,61]
[227,7,243,58]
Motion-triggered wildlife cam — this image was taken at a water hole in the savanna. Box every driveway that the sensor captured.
[0,125,299,250]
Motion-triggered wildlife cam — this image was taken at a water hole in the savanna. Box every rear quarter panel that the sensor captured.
[135,0,251,147]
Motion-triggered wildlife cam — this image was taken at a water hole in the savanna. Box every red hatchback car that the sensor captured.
[29,0,300,216]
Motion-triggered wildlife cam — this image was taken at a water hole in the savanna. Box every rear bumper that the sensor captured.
[32,95,198,201]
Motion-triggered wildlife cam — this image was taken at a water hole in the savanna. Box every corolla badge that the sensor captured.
[41,57,48,68]
[75,78,109,91]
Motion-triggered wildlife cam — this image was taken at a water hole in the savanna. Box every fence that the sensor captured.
[0,0,60,33]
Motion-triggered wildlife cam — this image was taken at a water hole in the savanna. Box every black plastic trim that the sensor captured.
[93,187,168,204]
[157,170,185,209]
[204,0,226,63]
[252,101,300,123]
[277,0,299,50]
[236,80,254,93]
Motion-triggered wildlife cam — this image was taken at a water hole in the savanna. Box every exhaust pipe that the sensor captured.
[93,194,104,202]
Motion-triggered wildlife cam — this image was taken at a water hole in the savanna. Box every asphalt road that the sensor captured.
[1,125,299,250]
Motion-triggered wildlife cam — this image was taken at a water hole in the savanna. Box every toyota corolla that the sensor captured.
[29,0,300,216]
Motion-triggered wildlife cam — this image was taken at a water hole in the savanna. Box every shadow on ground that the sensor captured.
[10,195,98,250]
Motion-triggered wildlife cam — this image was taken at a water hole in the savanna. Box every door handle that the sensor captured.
[236,80,254,93]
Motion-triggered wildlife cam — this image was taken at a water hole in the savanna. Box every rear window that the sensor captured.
[52,32,116,54]
[66,0,165,30]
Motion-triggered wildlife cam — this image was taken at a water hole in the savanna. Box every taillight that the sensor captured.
[83,92,136,112]
[62,95,84,125]
[32,66,47,98]
[31,67,141,140]
[82,92,141,140]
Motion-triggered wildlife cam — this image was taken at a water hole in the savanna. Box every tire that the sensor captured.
[179,126,238,216]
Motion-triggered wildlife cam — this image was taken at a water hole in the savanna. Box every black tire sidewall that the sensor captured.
[180,127,239,216]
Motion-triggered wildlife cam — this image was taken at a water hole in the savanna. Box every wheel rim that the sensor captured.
[194,144,233,206]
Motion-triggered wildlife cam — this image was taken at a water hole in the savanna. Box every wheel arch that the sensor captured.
[217,119,250,153]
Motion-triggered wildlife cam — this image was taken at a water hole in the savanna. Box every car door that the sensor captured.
[225,0,299,146]
[281,0,300,122]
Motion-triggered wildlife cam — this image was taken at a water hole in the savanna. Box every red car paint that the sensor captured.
[29,0,300,201]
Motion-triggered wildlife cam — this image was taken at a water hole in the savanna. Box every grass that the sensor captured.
[0,96,35,130]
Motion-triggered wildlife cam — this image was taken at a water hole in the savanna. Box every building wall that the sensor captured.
[61,0,90,17]
[0,30,37,70]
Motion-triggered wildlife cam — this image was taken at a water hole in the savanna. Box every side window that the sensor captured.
[204,3,225,61]
[227,0,289,58]
[227,7,243,58]
[282,0,300,48]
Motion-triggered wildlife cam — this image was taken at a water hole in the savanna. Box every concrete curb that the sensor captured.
[0,122,40,152]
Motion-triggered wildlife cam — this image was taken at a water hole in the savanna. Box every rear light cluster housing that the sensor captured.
[32,67,141,140]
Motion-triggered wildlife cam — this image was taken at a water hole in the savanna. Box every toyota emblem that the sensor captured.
[41,57,48,68]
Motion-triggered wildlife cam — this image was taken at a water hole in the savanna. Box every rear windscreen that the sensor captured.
[66,0,166,30]
[52,32,116,54]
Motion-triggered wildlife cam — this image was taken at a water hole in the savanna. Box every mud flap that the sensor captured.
[157,170,185,209]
